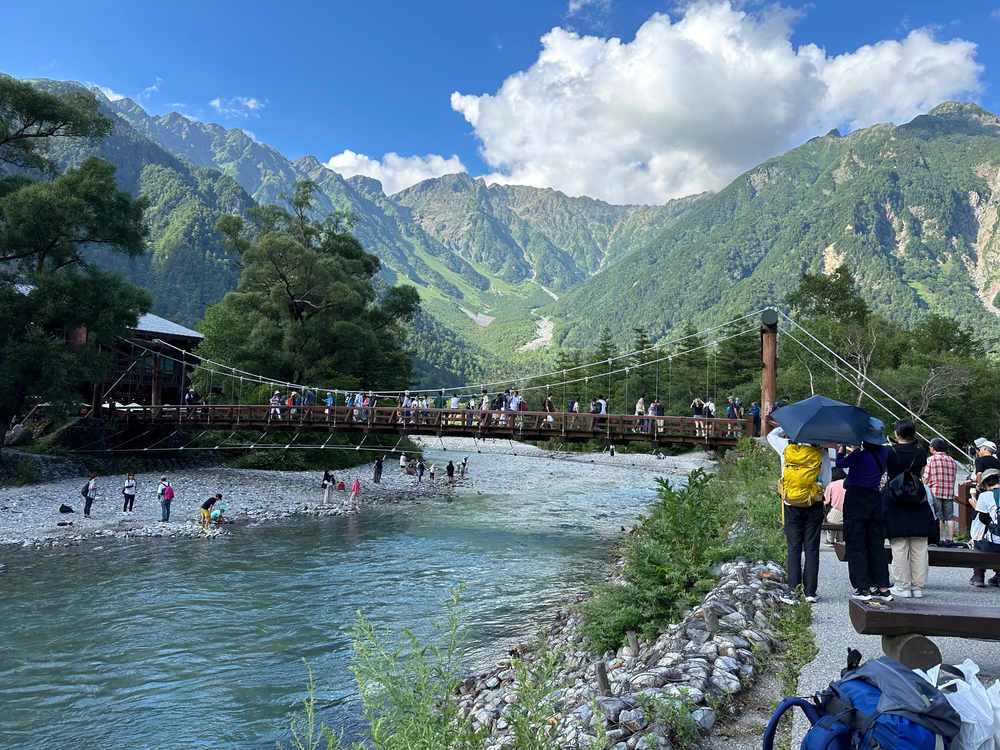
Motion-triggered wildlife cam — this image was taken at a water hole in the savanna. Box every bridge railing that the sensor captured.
[112,405,752,443]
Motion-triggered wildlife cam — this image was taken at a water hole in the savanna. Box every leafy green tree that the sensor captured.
[194,181,420,393]
[0,78,152,428]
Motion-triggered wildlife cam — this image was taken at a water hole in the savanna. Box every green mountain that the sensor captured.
[28,79,252,328]
[23,77,1000,385]
[551,101,1000,348]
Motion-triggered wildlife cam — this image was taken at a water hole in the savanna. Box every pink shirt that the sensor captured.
[351,478,361,493]
[824,479,846,512]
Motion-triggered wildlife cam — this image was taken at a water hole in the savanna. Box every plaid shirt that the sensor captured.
[923,452,957,500]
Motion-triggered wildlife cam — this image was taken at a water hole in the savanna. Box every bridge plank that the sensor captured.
[849,599,1000,641]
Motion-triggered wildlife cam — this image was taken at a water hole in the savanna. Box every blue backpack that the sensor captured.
[764,657,961,750]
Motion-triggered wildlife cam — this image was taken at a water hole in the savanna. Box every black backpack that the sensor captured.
[80,482,90,498]
[566,400,576,413]
[887,448,925,505]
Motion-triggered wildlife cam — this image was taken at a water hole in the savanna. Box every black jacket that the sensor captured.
[882,443,933,539]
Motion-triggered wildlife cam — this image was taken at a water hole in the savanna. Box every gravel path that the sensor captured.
[793,543,1000,744]
[0,439,714,550]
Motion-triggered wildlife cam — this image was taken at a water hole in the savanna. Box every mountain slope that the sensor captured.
[28,79,252,328]
[551,102,1000,347]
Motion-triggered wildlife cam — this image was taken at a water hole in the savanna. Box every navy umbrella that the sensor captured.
[772,395,871,446]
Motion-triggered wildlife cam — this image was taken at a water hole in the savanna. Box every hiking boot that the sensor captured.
[870,589,893,602]
[988,575,1000,588]
[851,588,872,600]
[970,574,985,588]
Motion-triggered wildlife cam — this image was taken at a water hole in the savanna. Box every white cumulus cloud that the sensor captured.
[209,96,267,118]
[324,150,467,195]
[451,0,983,204]
[88,82,125,101]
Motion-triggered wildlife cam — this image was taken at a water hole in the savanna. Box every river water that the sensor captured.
[0,452,661,749]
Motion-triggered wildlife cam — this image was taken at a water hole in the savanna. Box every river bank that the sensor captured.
[0,439,714,549]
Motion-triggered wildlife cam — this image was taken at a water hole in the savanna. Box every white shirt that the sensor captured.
[972,489,1000,544]
[157,480,168,498]
[124,479,136,495]
[451,396,460,408]
[598,399,607,415]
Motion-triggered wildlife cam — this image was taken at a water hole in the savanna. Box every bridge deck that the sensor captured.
[112,406,751,447]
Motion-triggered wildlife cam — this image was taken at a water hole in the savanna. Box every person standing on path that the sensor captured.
[836,418,892,602]
[883,418,931,599]
[350,477,361,510]
[446,460,455,487]
[372,456,383,484]
[970,468,1000,587]
[399,453,407,473]
[823,470,846,545]
[84,474,99,518]
[157,476,173,522]
[766,423,830,603]
[924,438,958,545]
[122,473,137,514]
[270,391,283,421]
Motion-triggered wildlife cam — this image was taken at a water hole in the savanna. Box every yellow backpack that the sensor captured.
[778,443,824,507]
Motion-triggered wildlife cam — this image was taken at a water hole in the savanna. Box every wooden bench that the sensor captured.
[832,541,1000,569]
[849,599,1000,669]
[821,523,843,532]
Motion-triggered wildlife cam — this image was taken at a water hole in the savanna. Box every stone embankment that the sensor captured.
[459,560,789,750]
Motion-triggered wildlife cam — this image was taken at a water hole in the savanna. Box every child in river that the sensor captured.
[429,464,437,482]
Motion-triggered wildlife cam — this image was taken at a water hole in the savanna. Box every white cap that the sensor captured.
[975,437,992,448]
[985,441,998,453]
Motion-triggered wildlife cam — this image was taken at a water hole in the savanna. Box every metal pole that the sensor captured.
[761,309,779,437]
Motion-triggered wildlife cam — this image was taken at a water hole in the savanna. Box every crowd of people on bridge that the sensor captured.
[256,386,760,440]
[767,411,1000,605]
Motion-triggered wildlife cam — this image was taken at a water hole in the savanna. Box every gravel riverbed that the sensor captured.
[0,439,714,550]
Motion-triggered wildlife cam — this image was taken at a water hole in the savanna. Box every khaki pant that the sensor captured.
[890,536,928,591]
[825,506,844,543]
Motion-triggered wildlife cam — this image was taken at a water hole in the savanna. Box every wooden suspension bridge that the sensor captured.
[113,404,754,449]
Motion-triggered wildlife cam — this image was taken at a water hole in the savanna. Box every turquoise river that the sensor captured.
[0,450,664,748]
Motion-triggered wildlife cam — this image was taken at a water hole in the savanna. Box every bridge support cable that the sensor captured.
[777,322,971,461]
[140,311,768,403]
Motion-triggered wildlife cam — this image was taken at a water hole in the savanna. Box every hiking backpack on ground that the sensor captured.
[763,656,961,750]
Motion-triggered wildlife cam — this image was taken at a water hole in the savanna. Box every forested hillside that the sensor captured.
[551,102,1000,348]
[30,79,251,327]
[20,77,1000,389]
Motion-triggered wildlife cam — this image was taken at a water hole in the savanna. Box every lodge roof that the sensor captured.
[133,313,203,340]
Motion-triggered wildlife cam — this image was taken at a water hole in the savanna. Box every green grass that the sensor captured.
[579,439,784,653]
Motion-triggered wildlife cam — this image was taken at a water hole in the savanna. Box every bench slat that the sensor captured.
[849,599,1000,641]
[832,542,1000,569]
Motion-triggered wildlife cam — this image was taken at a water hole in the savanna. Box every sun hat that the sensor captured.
[219,505,227,511]
[862,417,888,445]
[980,468,1000,483]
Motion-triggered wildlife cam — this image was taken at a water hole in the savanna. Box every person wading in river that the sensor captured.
[446,460,455,487]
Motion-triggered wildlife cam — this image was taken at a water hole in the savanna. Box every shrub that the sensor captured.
[579,443,783,653]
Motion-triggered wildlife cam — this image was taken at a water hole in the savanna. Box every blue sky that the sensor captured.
[3,0,1000,203]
